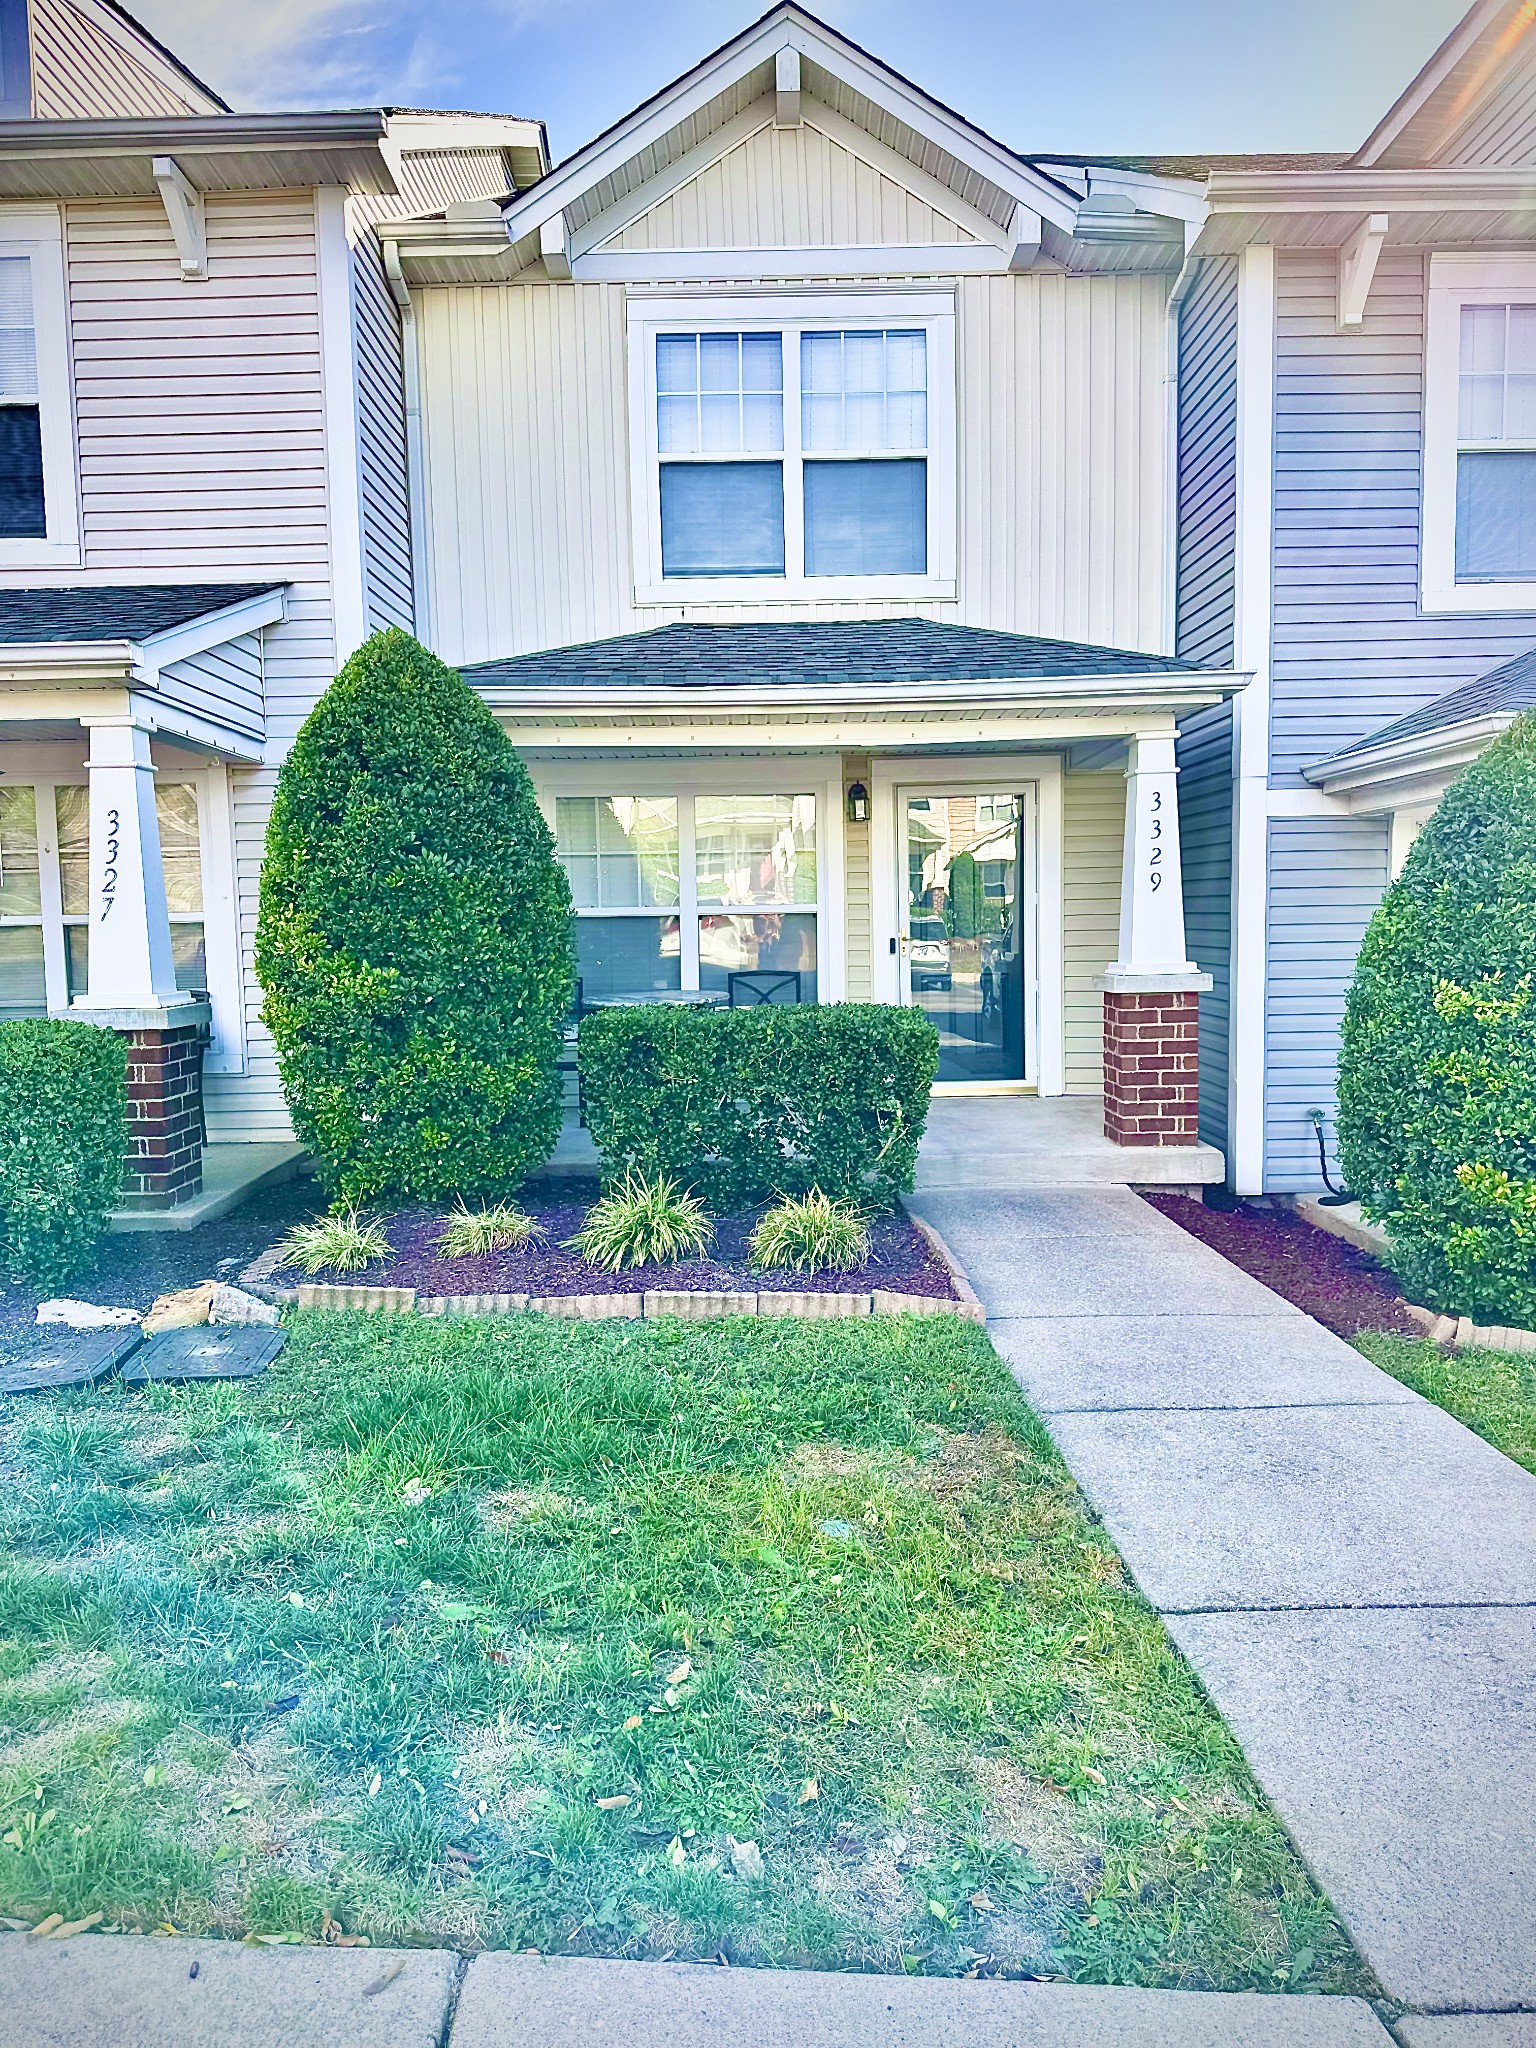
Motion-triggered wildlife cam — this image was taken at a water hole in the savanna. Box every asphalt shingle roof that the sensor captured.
[462,618,1211,690]
[1319,645,1536,765]
[0,585,281,646]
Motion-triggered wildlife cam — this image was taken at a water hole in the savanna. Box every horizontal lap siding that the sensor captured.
[1177,701,1233,1154]
[1264,815,1388,1192]
[1062,770,1123,1092]
[30,0,208,118]
[1269,248,1536,783]
[419,271,1168,663]
[153,633,264,746]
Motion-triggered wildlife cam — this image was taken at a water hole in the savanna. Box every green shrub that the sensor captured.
[0,1018,126,1290]
[750,1190,870,1274]
[566,1172,712,1271]
[1338,710,1536,1325]
[256,629,573,1205]
[276,1210,392,1276]
[579,1003,938,1212]
[436,1200,539,1258]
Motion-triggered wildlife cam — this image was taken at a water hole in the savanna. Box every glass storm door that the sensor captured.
[902,792,1027,1083]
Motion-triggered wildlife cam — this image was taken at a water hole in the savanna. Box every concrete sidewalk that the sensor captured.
[908,1187,1536,2020]
[0,1937,1397,2048]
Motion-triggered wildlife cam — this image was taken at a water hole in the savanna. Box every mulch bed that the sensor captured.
[273,1186,958,1301]
[1141,1191,1420,1338]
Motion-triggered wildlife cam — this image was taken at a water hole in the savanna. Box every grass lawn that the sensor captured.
[1355,1332,1536,1474]
[0,1311,1371,1992]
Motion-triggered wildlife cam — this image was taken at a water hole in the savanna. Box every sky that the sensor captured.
[134,0,1472,165]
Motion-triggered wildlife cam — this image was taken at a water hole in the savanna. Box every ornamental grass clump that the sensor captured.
[436,1200,539,1258]
[750,1190,870,1274]
[256,629,573,1207]
[277,1209,393,1276]
[567,1172,712,1272]
[1338,709,1536,1327]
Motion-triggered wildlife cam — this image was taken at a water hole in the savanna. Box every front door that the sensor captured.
[901,791,1029,1084]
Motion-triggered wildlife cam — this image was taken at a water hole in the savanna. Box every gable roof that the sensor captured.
[0,584,281,643]
[1352,0,1536,167]
[461,618,1211,692]
[1311,645,1536,776]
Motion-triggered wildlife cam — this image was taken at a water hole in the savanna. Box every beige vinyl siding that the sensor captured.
[1062,769,1124,1092]
[349,198,413,633]
[603,118,980,249]
[841,752,873,998]
[30,0,215,118]
[418,270,1170,664]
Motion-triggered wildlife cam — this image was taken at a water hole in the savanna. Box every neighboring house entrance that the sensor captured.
[901,789,1029,1085]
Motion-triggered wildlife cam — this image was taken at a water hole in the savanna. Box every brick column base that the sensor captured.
[1103,989,1200,1146]
[122,1021,206,1207]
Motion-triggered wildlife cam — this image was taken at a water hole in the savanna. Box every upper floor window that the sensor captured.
[1423,256,1536,612]
[629,294,954,603]
[0,254,44,539]
[0,210,79,567]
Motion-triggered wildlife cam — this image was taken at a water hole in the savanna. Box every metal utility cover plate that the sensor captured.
[0,1325,143,1394]
[124,1326,285,1384]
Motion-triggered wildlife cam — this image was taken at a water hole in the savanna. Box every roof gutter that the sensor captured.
[1204,165,1536,213]
[1304,711,1516,796]
[469,668,1248,714]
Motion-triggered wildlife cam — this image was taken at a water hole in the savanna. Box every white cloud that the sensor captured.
[132,0,444,109]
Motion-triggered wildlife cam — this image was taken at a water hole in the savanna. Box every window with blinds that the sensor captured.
[0,254,43,540]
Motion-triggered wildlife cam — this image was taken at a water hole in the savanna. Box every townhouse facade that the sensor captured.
[2,0,1534,1212]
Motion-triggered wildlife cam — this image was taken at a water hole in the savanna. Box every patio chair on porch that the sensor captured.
[556,977,588,1120]
[727,969,803,1006]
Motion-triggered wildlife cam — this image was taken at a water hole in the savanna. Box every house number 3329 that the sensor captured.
[99,807,120,921]
[1148,789,1163,892]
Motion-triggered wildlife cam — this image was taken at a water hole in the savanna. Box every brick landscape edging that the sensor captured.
[241,1208,987,1326]
[1404,1300,1536,1352]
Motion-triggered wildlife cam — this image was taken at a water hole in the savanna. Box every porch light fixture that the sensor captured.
[845,780,869,825]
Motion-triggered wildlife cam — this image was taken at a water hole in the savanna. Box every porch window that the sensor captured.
[632,297,954,602]
[554,793,817,1004]
[0,783,44,1017]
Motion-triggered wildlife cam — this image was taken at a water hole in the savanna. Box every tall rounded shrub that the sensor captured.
[0,1017,126,1290]
[1338,711,1536,1325]
[256,629,573,1204]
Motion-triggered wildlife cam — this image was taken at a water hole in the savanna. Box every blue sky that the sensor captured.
[138,0,1469,163]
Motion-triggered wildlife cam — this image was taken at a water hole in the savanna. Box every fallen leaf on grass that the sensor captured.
[969,1892,996,1913]
[247,1932,309,1946]
[797,1777,819,1804]
[485,1648,515,1667]
[666,1658,692,1685]
[726,1837,764,1880]
[27,1916,62,1940]
[663,1687,680,1708]
[622,1715,643,1732]
[594,1794,631,1811]
[47,1912,104,1941]
[667,1836,686,1868]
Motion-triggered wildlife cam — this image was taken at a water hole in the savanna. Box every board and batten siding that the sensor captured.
[599,118,981,250]
[1062,769,1123,1092]
[30,0,213,119]
[349,198,413,635]
[417,270,1171,663]
[1264,814,1389,1193]
[1175,256,1238,669]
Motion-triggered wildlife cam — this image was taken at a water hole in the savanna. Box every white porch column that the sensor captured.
[1108,729,1201,984]
[75,714,182,1010]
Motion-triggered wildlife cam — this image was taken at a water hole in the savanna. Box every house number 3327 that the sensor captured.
[1148,789,1163,893]
[99,807,120,921]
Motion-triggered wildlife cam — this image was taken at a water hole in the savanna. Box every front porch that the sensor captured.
[549,1091,1224,1192]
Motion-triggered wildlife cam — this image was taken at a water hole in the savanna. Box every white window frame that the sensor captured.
[1422,252,1536,613]
[626,290,956,606]
[0,207,81,569]
[533,754,845,1002]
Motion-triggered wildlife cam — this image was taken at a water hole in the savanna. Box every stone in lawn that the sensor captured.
[35,1299,140,1330]
[142,1281,219,1334]
[123,1326,285,1384]
[208,1283,281,1327]
[0,1326,142,1394]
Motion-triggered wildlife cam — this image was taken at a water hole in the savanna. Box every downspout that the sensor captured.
[382,236,431,644]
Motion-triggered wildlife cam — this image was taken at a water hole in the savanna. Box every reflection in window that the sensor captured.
[0,924,44,1016]
[694,795,816,906]
[1456,302,1536,579]
[0,783,39,914]
[574,916,681,1003]
[556,797,680,908]
[699,912,817,1003]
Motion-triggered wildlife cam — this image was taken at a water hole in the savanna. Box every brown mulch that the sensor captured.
[1140,1192,1420,1338]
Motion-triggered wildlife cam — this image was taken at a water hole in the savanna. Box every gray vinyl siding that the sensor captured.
[1269,247,1536,784]
[1433,37,1536,165]
[1264,814,1389,1194]
[1175,256,1238,668]
[152,632,264,748]
[350,201,413,634]
[1177,700,1233,1154]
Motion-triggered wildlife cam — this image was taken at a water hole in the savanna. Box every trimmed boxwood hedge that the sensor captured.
[1338,710,1536,1327]
[0,1017,126,1290]
[578,1002,939,1212]
[256,629,574,1205]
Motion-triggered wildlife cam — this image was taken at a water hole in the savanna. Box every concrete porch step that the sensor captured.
[108,1142,308,1234]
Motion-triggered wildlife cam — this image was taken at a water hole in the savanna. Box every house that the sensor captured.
[0,0,546,1209]
[1173,0,1536,1195]
[7,0,1534,1213]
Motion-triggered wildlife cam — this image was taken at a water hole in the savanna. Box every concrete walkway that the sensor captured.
[0,1937,1397,2047]
[908,1187,1536,2022]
